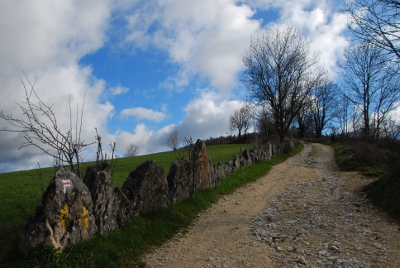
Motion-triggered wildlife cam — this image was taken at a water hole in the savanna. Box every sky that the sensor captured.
[0,0,351,173]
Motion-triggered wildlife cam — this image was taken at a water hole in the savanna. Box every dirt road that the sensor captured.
[142,143,400,267]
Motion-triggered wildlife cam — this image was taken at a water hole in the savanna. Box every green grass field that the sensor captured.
[0,143,251,265]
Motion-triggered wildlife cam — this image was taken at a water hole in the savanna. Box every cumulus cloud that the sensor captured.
[114,123,175,156]
[246,0,349,77]
[0,0,114,172]
[114,90,243,156]
[124,0,261,92]
[122,0,349,93]
[178,90,242,140]
[120,107,166,122]
[109,86,130,96]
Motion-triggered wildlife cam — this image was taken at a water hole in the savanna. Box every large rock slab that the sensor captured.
[167,158,194,203]
[113,187,134,226]
[83,163,118,235]
[122,160,170,215]
[191,139,215,191]
[242,149,252,166]
[213,161,226,183]
[19,167,97,255]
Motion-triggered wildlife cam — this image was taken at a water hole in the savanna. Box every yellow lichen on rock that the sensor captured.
[78,206,89,238]
[59,204,69,231]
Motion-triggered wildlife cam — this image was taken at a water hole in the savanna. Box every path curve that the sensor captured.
[142,143,400,267]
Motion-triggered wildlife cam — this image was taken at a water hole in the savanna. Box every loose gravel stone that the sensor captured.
[250,143,400,268]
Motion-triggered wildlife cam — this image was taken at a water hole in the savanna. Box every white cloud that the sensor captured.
[178,90,242,139]
[0,0,114,172]
[120,107,166,122]
[122,0,349,92]
[109,86,130,96]
[246,0,349,77]
[124,0,261,92]
[113,91,244,156]
[0,0,110,71]
[114,123,174,156]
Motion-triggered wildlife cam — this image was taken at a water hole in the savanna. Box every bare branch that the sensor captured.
[0,74,94,176]
[345,0,400,61]
[166,129,179,151]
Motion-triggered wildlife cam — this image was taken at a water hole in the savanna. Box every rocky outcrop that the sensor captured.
[19,167,97,255]
[122,160,170,215]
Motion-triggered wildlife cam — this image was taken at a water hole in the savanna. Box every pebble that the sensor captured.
[297,255,307,264]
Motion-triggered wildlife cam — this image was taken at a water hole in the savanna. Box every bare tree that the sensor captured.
[382,117,400,140]
[255,104,276,137]
[242,26,325,143]
[345,0,400,61]
[183,136,194,159]
[229,103,251,138]
[125,143,139,157]
[340,42,400,140]
[166,129,179,151]
[310,81,338,137]
[295,98,314,138]
[333,94,352,136]
[0,74,93,176]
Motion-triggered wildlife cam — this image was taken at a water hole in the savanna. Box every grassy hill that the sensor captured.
[0,143,253,266]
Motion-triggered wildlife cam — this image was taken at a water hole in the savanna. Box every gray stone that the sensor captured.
[267,142,273,157]
[191,139,215,191]
[19,167,97,255]
[297,255,307,265]
[113,187,134,226]
[242,149,252,166]
[318,249,329,256]
[167,158,193,203]
[122,160,170,215]
[232,155,242,171]
[83,163,118,235]
[213,161,227,184]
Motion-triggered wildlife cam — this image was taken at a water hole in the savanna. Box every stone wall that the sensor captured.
[19,139,292,255]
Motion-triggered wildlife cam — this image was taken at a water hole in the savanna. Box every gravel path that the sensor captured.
[142,143,400,268]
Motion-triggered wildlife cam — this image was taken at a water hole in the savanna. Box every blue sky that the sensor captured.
[0,0,350,172]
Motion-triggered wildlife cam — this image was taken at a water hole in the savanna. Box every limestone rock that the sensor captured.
[167,158,193,203]
[267,142,273,159]
[213,161,227,184]
[191,139,215,191]
[83,163,118,235]
[242,149,252,166]
[19,167,97,255]
[113,187,134,226]
[122,160,170,215]
[232,155,242,171]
